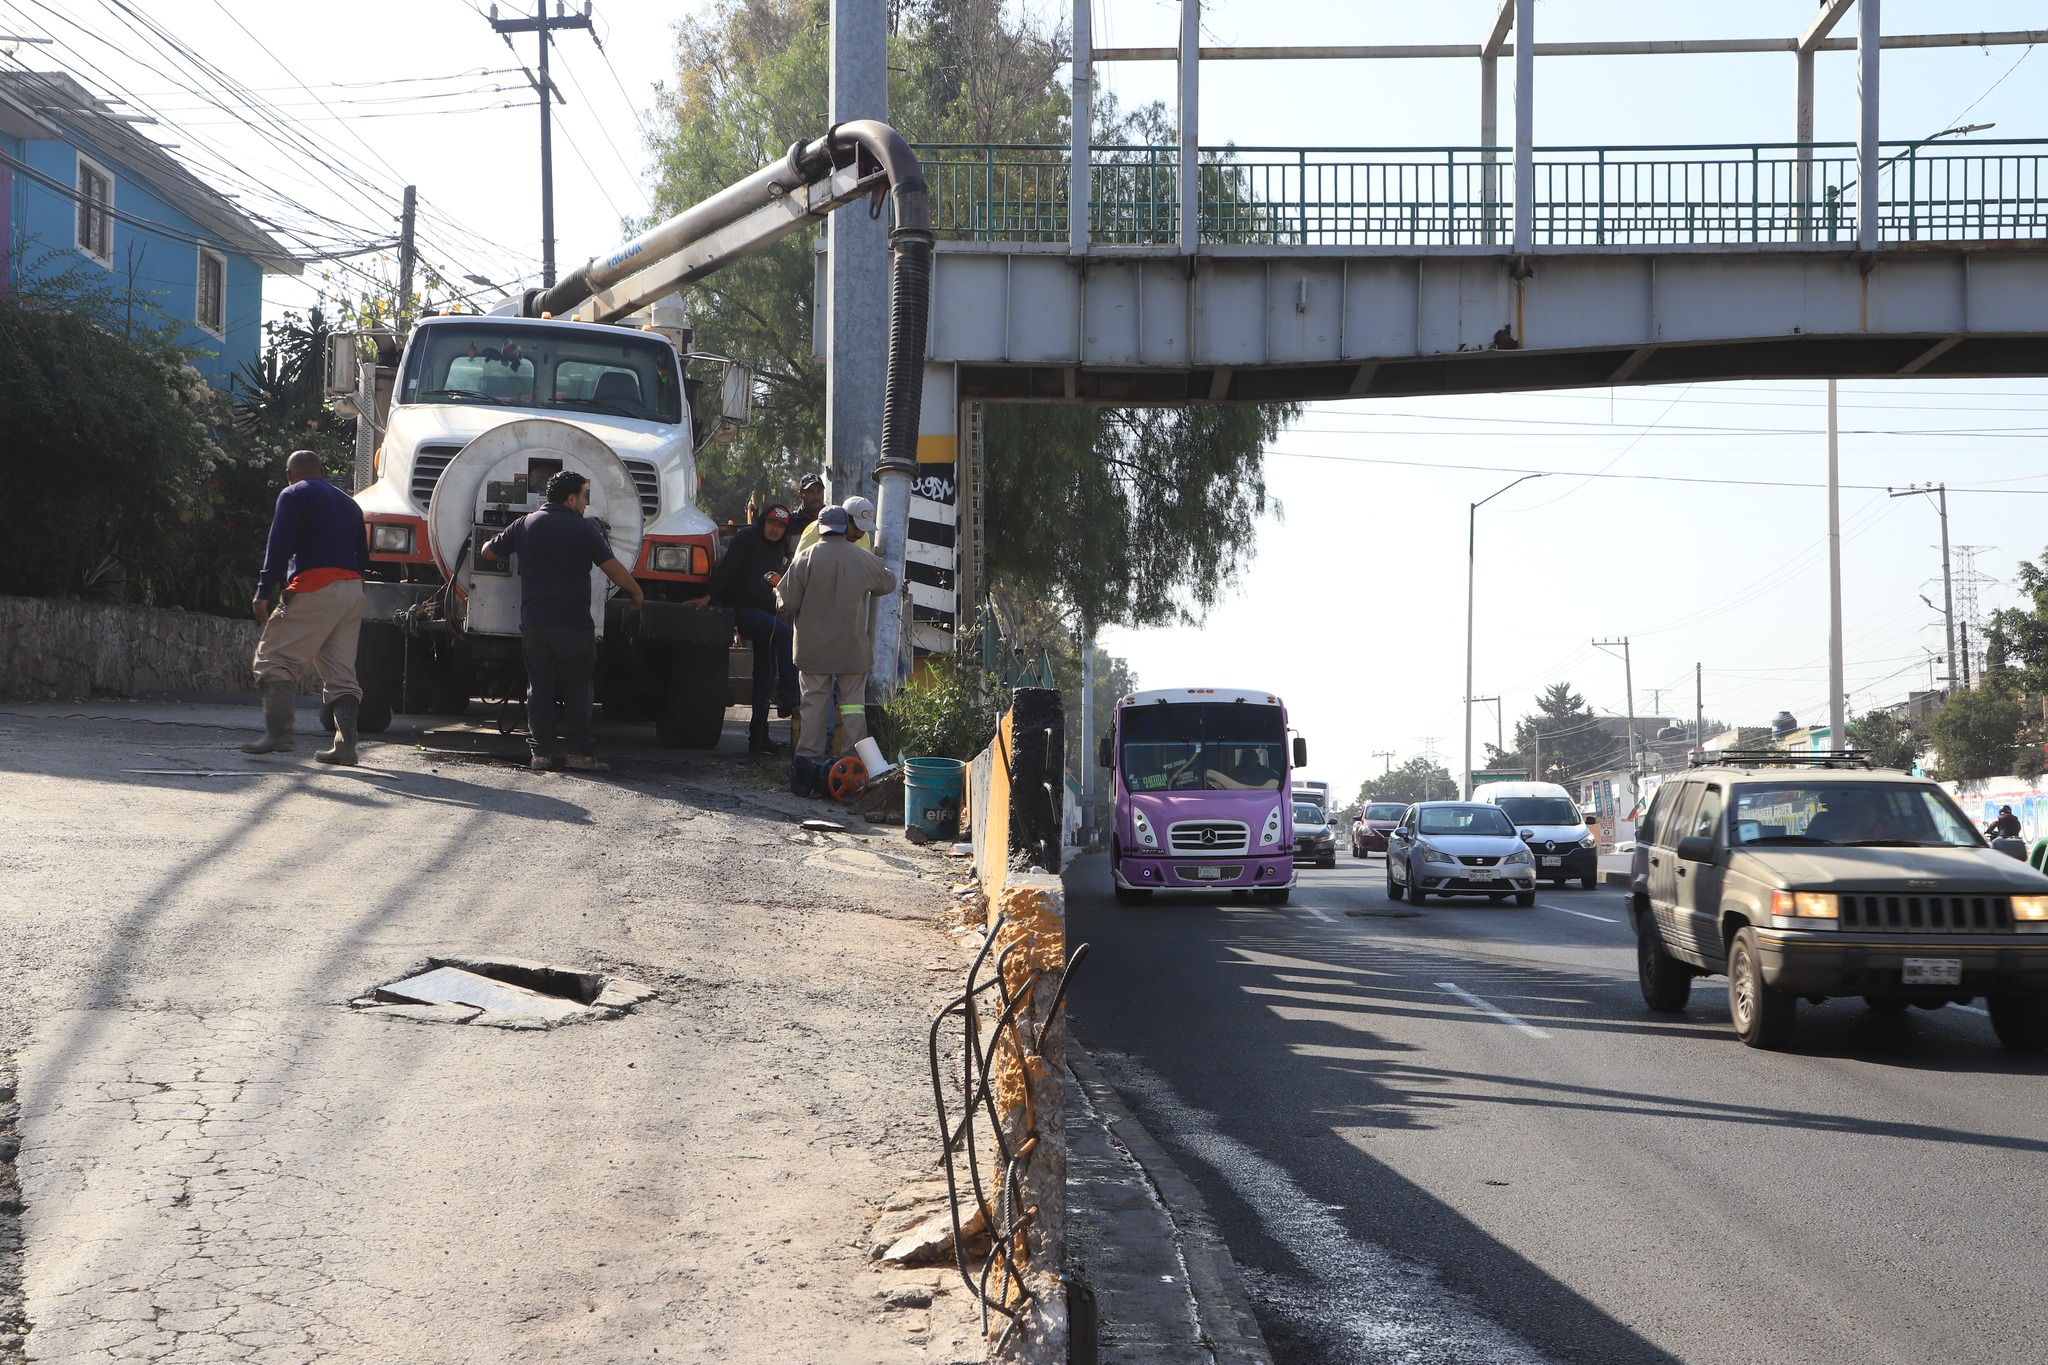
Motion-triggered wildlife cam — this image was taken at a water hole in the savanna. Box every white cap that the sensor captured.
[842,495,876,535]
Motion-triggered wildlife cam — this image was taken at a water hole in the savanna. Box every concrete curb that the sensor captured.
[1067,1047,1272,1365]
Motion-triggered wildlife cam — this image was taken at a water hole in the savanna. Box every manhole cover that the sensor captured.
[352,956,654,1029]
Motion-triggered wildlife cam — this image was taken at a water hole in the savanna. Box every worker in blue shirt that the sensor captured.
[481,470,645,772]
[243,451,370,763]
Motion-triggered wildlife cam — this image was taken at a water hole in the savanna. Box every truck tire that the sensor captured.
[1988,996,2048,1051]
[1728,925,1796,1049]
[356,622,401,734]
[655,643,727,749]
[1637,921,1693,1013]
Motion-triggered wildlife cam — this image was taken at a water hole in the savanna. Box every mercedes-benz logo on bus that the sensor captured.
[1201,829,1218,846]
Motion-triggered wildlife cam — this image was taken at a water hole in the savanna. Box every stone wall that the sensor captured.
[0,597,318,700]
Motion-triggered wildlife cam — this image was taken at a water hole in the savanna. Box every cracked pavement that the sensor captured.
[0,699,983,1363]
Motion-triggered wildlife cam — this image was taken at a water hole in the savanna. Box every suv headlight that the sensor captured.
[2012,895,2048,925]
[1771,890,1838,919]
[1420,842,1459,864]
[1131,808,1158,849]
[1503,847,1533,866]
[1260,805,1283,846]
[370,523,414,555]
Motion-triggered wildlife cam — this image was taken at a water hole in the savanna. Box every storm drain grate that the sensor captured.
[351,957,654,1030]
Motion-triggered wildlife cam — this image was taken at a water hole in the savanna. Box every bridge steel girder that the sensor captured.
[927,244,2048,403]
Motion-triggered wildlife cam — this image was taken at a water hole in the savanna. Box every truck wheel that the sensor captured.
[1987,996,2048,1051]
[356,622,401,734]
[655,643,728,749]
[1728,926,1795,1048]
[1637,921,1693,1013]
[1110,839,1151,903]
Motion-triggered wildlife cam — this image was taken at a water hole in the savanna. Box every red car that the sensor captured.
[1352,803,1407,857]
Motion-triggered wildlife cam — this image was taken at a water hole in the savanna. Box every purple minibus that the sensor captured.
[1098,688,1307,904]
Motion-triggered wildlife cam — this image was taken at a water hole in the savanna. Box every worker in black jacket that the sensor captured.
[697,503,797,752]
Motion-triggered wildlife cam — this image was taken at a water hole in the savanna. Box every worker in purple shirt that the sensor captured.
[242,451,370,763]
[481,469,645,772]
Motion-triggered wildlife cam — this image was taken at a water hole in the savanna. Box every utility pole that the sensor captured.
[488,1,595,289]
[1827,378,1845,747]
[1694,662,1704,758]
[395,185,418,334]
[1466,472,1548,799]
[1469,696,1502,765]
[1888,482,1957,691]
[1592,637,1634,778]
[1373,750,1395,775]
[1079,635,1095,801]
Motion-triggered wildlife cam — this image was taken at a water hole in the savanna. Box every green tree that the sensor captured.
[0,259,227,604]
[1845,708,1926,772]
[1928,683,2043,785]
[1358,757,1456,805]
[1488,683,1623,781]
[1989,545,2048,692]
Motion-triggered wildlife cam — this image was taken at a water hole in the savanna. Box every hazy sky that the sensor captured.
[8,0,2043,801]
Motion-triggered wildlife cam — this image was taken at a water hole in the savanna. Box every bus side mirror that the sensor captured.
[1097,735,1113,770]
[1293,737,1308,767]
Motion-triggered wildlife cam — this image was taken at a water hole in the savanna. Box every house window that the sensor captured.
[197,249,226,335]
[76,155,112,261]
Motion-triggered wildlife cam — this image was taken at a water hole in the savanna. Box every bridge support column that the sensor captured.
[1512,0,1534,256]
[1178,0,1198,253]
[905,362,962,661]
[827,0,889,505]
[1857,0,1881,253]
[1071,0,1092,255]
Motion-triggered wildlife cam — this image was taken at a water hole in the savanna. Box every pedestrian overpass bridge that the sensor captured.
[905,138,2048,404]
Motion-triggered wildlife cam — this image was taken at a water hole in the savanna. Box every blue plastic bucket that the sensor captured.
[903,757,966,841]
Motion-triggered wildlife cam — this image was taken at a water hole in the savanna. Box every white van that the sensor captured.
[1475,781,1599,890]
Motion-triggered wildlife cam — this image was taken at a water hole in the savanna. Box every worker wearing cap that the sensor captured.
[698,501,797,753]
[787,472,826,546]
[242,450,370,763]
[792,494,880,558]
[777,504,897,794]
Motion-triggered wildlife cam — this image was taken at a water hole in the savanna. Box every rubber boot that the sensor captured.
[315,695,359,766]
[240,680,296,754]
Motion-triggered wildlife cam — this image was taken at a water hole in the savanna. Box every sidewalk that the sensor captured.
[0,697,984,1363]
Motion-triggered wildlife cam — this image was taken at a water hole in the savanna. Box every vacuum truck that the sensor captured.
[334,122,931,748]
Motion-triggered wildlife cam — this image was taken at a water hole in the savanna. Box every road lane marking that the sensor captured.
[1434,982,1554,1039]
[1306,907,1336,923]
[1539,902,1618,923]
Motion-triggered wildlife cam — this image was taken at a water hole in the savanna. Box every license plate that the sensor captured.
[1467,868,1495,881]
[1195,866,1222,881]
[1902,958,1963,986]
[1540,856,1562,867]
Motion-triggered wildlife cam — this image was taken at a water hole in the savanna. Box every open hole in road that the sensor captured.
[351,956,655,1030]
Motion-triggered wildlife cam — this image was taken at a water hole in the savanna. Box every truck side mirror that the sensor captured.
[1097,735,1113,770]
[1293,737,1308,767]
[325,331,361,397]
[1674,835,1716,864]
[1585,814,1597,827]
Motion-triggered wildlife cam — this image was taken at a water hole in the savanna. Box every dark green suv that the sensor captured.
[1627,755,2048,1050]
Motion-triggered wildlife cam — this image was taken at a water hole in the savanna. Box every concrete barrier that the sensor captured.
[0,596,319,700]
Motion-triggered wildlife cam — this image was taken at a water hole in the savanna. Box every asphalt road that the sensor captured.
[1065,848,2048,1365]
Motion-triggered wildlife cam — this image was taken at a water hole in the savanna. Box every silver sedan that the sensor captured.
[1386,801,1537,906]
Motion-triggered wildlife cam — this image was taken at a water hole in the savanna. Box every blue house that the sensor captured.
[0,70,300,392]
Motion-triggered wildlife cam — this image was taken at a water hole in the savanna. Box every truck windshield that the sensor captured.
[399,323,682,424]
[1119,702,1287,792]
[1496,797,1579,825]
[1729,783,1981,848]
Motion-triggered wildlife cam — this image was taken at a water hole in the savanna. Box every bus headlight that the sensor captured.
[1132,808,1158,849]
[1260,805,1283,845]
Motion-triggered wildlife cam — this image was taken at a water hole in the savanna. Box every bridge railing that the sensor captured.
[915,140,2048,248]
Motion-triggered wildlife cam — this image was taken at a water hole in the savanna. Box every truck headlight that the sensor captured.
[370,523,414,555]
[2012,895,2048,922]
[1772,890,1838,919]
[651,543,701,574]
[1132,809,1158,849]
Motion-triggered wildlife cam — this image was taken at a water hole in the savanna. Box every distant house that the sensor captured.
[0,70,300,391]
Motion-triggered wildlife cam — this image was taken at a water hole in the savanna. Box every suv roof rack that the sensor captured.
[1691,748,1873,770]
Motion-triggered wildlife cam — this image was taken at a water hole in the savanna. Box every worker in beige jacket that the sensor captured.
[775,504,898,792]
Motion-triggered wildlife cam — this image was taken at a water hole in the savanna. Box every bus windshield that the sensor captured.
[399,322,683,424]
[1119,702,1288,792]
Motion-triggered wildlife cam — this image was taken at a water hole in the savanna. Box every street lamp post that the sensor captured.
[1465,473,1549,799]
